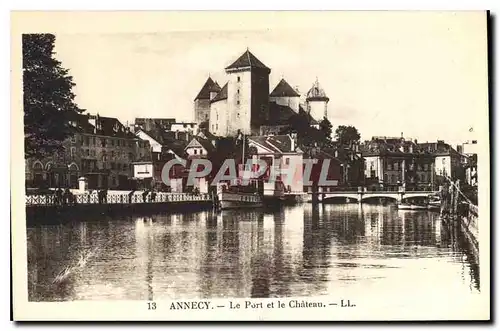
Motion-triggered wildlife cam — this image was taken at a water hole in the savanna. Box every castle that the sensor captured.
[193,49,330,137]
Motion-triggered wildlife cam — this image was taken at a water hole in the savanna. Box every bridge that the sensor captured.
[305,189,438,203]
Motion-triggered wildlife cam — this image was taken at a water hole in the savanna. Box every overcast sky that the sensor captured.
[51,11,488,145]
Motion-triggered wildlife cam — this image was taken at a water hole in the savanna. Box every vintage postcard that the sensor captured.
[11,11,490,321]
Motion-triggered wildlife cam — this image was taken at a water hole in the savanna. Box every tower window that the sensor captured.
[237,100,240,105]
[237,76,240,82]
[237,89,240,94]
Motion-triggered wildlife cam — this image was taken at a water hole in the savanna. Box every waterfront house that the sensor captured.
[247,134,304,195]
[417,140,464,185]
[184,136,217,193]
[302,147,343,193]
[26,113,151,190]
[132,129,191,191]
[361,136,435,191]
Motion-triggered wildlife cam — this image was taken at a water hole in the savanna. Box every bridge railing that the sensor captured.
[26,192,212,206]
[306,189,437,195]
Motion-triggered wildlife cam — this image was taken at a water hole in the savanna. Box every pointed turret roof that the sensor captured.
[210,82,228,103]
[270,78,300,97]
[194,77,221,101]
[225,49,270,72]
[306,78,329,102]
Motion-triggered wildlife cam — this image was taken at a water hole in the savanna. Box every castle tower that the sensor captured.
[224,49,271,135]
[194,76,221,125]
[306,78,329,122]
[269,78,301,113]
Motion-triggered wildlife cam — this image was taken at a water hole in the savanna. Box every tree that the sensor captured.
[319,117,333,144]
[287,108,311,140]
[334,125,361,146]
[23,34,83,158]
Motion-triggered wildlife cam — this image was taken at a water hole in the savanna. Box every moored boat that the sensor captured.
[397,203,428,210]
[217,191,263,209]
[398,194,441,211]
[262,180,286,206]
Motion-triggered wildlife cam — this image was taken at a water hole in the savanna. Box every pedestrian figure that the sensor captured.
[142,190,149,203]
[52,189,59,205]
[128,189,135,204]
[151,191,157,202]
[63,188,72,205]
[55,188,63,205]
[98,189,104,204]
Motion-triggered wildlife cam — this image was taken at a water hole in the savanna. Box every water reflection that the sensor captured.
[27,204,480,301]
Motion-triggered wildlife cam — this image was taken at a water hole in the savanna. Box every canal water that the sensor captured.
[26,204,480,301]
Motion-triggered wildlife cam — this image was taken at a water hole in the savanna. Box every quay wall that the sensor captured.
[25,191,214,225]
[458,203,479,263]
[26,201,214,225]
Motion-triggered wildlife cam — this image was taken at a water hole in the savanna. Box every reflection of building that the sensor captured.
[26,113,151,189]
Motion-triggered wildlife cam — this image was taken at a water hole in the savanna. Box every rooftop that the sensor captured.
[306,78,329,102]
[194,77,221,101]
[270,79,300,97]
[69,113,136,138]
[249,135,297,154]
[225,50,271,72]
[211,82,228,103]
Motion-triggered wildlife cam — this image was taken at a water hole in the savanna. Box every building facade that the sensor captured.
[269,78,301,113]
[418,140,463,184]
[201,50,328,138]
[361,137,435,191]
[26,114,151,190]
[305,78,330,123]
[247,134,304,194]
[193,77,221,125]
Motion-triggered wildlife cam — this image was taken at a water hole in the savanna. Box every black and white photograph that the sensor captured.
[11,10,490,321]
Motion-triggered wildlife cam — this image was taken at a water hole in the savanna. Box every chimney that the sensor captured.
[290,133,297,151]
[88,115,97,134]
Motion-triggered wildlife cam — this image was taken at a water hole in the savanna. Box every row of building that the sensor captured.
[24,111,478,194]
[25,49,478,193]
